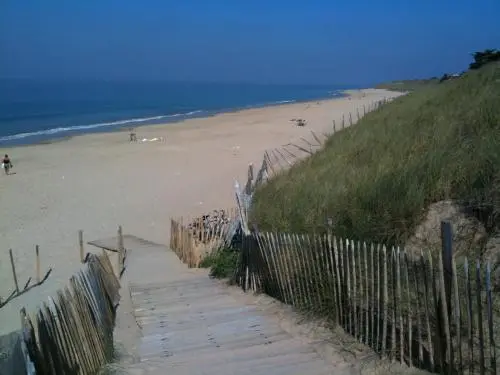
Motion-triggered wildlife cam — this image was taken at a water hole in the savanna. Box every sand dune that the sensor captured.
[0,89,401,334]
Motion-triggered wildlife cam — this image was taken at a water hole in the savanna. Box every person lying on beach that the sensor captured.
[2,154,13,175]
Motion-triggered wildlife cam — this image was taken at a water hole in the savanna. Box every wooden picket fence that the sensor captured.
[233,230,498,374]
[264,97,393,176]
[170,208,238,267]
[20,251,120,374]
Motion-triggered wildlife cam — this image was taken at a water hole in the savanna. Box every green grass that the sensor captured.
[250,62,500,246]
[375,78,440,92]
[200,247,239,279]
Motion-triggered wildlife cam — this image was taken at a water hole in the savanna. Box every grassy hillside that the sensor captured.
[250,62,500,245]
[375,78,439,92]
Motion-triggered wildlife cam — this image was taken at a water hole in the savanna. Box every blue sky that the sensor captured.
[0,0,499,85]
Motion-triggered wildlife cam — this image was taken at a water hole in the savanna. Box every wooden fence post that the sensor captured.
[441,221,453,317]
[464,258,474,374]
[79,230,84,263]
[476,261,485,375]
[118,225,124,275]
[36,245,41,283]
[486,263,496,373]
[9,249,19,293]
[440,220,454,373]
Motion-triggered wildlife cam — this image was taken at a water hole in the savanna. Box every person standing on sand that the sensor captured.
[2,154,12,175]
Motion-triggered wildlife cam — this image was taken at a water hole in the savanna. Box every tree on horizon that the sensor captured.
[469,49,500,70]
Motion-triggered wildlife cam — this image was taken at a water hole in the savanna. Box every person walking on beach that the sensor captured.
[2,154,12,175]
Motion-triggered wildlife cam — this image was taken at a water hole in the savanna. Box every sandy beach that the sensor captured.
[0,88,401,334]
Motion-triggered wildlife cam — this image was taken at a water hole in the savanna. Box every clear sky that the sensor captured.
[1,0,499,85]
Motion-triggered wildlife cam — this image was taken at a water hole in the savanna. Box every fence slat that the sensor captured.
[304,234,322,309]
[333,236,344,326]
[397,248,404,363]
[265,233,284,301]
[476,260,485,375]
[363,242,369,345]
[371,243,376,349]
[430,250,446,371]
[412,252,424,367]
[345,239,353,334]
[464,258,474,374]
[311,235,326,313]
[391,248,398,361]
[486,262,497,375]
[351,240,358,339]
[278,233,295,306]
[404,252,412,368]
[420,251,435,371]
[375,244,381,352]
[437,248,453,374]
[337,237,346,328]
[325,234,339,324]
[288,233,305,309]
[293,234,312,309]
[381,245,388,356]
[451,256,463,374]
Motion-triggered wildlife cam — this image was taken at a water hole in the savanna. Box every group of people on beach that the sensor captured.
[2,154,13,175]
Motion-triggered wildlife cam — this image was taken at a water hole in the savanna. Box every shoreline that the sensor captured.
[0,88,402,336]
[0,91,351,149]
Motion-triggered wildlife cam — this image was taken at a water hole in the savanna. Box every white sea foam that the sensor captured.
[0,110,204,142]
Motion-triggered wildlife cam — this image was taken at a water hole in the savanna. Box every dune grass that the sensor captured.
[250,62,500,246]
[200,247,239,279]
[375,78,440,92]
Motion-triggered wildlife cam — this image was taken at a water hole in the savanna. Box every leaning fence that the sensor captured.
[170,208,240,267]
[17,251,120,374]
[232,229,498,375]
[1,227,126,375]
[264,97,393,177]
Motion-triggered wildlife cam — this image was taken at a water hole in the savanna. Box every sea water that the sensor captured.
[0,80,351,146]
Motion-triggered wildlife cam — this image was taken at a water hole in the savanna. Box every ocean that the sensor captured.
[0,80,349,146]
